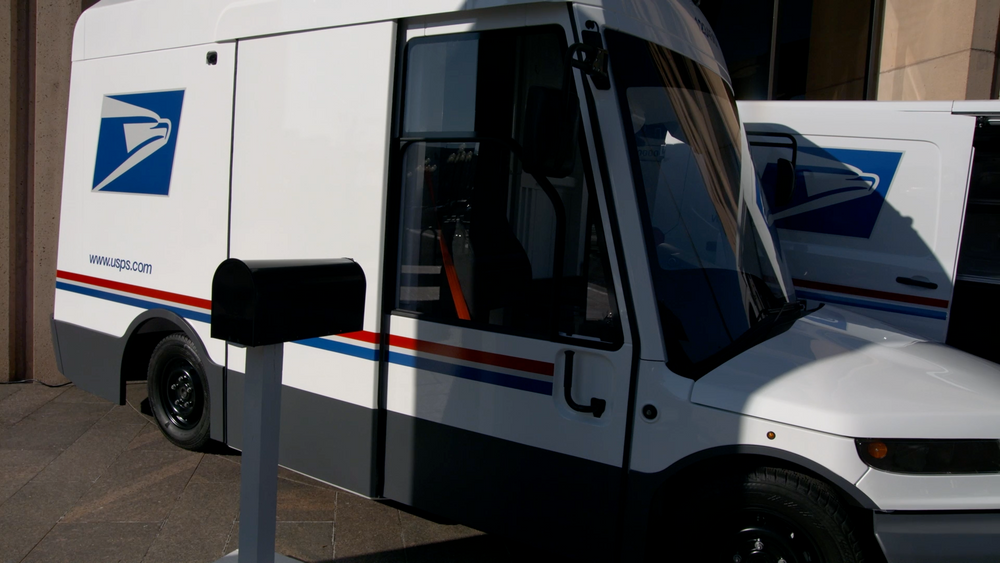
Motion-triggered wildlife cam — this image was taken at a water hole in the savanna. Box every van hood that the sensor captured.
[691,305,1000,439]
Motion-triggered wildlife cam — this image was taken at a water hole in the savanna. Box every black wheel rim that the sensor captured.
[724,508,822,563]
[159,357,202,430]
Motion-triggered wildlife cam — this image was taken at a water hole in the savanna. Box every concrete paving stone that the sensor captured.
[278,466,340,490]
[20,522,160,563]
[25,399,115,423]
[190,452,243,484]
[52,385,113,403]
[0,382,24,403]
[0,401,114,450]
[398,510,511,563]
[141,482,241,563]
[401,535,513,563]
[326,549,409,563]
[0,480,94,563]
[62,448,202,523]
[226,522,335,563]
[127,422,187,451]
[0,383,66,426]
[94,403,151,427]
[333,493,404,560]
[32,416,147,483]
[271,477,339,522]
[398,508,485,547]
[125,380,150,403]
[0,449,60,506]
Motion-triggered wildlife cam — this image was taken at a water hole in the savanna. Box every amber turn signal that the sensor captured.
[867,441,888,459]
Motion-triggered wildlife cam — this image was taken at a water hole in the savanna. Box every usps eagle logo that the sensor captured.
[92,90,185,195]
[759,147,903,239]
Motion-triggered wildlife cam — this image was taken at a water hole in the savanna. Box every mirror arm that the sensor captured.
[567,43,610,90]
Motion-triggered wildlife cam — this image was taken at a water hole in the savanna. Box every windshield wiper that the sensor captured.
[757,299,807,324]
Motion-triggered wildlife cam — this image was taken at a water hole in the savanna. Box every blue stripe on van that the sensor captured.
[56,281,553,395]
[387,351,553,395]
[797,289,948,320]
[55,281,212,323]
[294,337,379,362]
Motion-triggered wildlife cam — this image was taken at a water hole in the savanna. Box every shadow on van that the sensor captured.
[745,122,960,350]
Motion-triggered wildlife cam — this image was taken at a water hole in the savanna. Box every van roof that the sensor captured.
[75,0,729,84]
[738,100,1000,117]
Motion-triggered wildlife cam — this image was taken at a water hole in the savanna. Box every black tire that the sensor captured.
[666,467,864,563]
[147,333,211,450]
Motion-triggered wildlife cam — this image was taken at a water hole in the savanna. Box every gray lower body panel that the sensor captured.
[226,370,377,497]
[51,318,126,404]
[51,317,225,442]
[384,411,621,561]
[875,511,1000,562]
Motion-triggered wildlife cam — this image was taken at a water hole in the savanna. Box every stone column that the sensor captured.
[31,0,79,384]
[878,0,1000,100]
[0,3,12,382]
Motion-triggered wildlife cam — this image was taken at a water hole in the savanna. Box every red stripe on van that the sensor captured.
[56,270,212,310]
[340,331,380,344]
[793,278,949,309]
[388,334,554,377]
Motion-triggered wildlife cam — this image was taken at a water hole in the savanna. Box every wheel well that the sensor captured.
[648,453,886,563]
[120,317,186,382]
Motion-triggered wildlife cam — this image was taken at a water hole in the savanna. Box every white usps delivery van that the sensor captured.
[53,1,1000,561]
[740,100,1000,367]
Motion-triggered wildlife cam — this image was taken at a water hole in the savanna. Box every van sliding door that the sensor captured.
[228,21,396,495]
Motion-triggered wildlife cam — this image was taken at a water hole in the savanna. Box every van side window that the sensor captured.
[395,27,621,344]
[957,124,1000,281]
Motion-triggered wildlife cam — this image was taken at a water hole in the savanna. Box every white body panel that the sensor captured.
[55,42,234,365]
[79,0,728,85]
[228,21,396,408]
[690,306,1000,440]
[857,468,1000,511]
[739,100,977,343]
[629,358,873,483]
[386,315,631,466]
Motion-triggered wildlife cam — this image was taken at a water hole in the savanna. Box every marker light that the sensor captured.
[867,441,888,459]
[856,439,1000,474]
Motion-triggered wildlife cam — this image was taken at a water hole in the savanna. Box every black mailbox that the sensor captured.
[211,259,365,347]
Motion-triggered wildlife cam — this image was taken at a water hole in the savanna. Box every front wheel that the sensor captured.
[667,467,865,563]
[147,333,211,450]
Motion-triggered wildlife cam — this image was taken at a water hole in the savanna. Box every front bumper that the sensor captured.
[875,511,1000,562]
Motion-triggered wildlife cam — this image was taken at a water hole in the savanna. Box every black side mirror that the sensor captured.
[522,86,580,179]
[774,157,796,208]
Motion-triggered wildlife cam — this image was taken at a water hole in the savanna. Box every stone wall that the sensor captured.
[879,0,1000,100]
[1,3,12,381]
[2,0,79,383]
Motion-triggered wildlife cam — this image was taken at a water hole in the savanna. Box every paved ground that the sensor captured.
[0,381,560,563]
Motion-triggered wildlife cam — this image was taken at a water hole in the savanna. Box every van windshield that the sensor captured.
[606,30,797,377]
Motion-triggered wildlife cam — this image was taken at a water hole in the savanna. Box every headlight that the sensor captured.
[855,439,1000,474]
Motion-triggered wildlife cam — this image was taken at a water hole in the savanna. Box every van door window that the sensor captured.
[948,120,1000,363]
[956,122,1000,282]
[396,27,621,344]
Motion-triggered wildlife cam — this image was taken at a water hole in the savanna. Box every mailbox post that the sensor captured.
[211,259,365,563]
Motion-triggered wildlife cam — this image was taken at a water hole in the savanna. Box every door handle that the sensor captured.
[896,276,938,290]
[563,350,606,418]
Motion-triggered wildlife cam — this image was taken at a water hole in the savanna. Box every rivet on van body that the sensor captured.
[767,431,776,440]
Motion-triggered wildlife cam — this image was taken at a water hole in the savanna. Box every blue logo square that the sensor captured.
[92,90,185,195]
